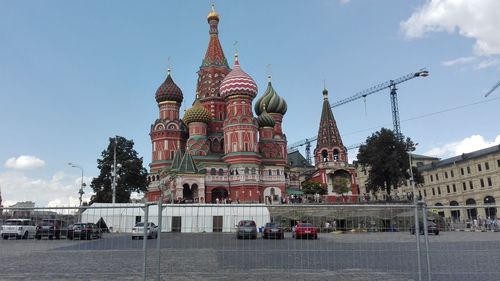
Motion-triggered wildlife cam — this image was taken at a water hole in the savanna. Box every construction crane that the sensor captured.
[331,69,429,138]
[485,79,500,97]
[287,69,429,162]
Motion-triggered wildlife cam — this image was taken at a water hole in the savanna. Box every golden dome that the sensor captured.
[207,4,219,22]
[183,94,212,125]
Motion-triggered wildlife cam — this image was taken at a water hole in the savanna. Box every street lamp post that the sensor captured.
[68,163,85,207]
[112,136,118,204]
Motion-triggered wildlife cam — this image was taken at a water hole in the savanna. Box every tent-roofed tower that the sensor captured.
[314,88,347,166]
[196,4,231,152]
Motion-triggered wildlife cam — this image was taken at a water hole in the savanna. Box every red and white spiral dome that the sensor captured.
[220,54,258,99]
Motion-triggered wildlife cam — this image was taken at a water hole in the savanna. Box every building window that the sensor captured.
[424,190,427,197]
[436,174,439,181]
[210,168,217,175]
[430,175,434,182]
[419,190,422,198]
[469,181,473,190]
[467,166,471,174]
[463,182,467,191]
[487,177,492,186]
[480,178,485,188]
[451,170,454,177]
[497,159,500,167]
[461,168,464,175]
[452,184,456,193]
[445,172,448,179]
[446,185,450,193]
[432,188,435,196]
[478,164,482,172]
[437,186,441,195]
[268,170,272,176]
[485,162,490,170]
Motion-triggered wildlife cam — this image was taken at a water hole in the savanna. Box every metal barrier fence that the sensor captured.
[0,203,499,280]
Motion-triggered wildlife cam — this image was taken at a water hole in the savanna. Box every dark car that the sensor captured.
[293,223,318,239]
[236,220,257,239]
[67,223,102,240]
[35,219,66,240]
[262,222,285,239]
[410,221,439,235]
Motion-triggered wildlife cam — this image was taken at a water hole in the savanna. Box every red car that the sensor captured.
[292,223,318,239]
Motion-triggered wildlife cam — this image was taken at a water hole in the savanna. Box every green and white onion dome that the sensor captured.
[254,77,287,116]
[257,107,276,128]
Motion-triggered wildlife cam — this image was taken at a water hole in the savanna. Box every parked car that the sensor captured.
[35,219,67,240]
[410,220,439,235]
[67,223,102,240]
[262,222,285,239]
[132,222,158,239]
[1,219,37,240]
[236,220,257,239]
[292,223,318,239]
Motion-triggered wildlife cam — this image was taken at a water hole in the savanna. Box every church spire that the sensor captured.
[315,88,347,164]
[201,4,229,68]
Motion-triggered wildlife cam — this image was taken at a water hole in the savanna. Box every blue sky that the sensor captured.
[1,0,499,206]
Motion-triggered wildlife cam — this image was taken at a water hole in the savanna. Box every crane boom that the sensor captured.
[331,69,429,108]
[485,79,500,97]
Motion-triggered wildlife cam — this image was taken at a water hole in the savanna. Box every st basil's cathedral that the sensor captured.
[146,6,358,204]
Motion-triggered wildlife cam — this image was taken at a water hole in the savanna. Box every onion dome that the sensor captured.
[220,54,258,99]
[207,4,220,22]
[257,106,276,128]
[183,94,211,125]
[155,70,183,103]
[254,76,287,116]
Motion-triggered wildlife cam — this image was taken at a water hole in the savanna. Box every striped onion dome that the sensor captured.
[183,95,211,125]
[155,70,183,103]
[220,54,258,100]
[255,76,287,116]
[257,107,276,128]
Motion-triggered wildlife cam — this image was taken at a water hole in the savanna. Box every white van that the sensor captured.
[1,219,36,239]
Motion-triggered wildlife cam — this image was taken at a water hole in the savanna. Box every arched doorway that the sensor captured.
[263,187,282,204]
[450,201,460,223]
[435,203,445,218]
[212,187,228,203]
[183,184,194,202]
[466,198,477,220]
[484,196,497,219]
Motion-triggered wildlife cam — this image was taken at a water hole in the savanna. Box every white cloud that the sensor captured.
[425,134,500,158]
[401,0,500,56]
[442,56,476,67]
[0,171,94,207]
[5,155,46,170]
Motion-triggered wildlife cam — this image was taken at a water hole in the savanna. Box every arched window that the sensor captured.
[466,198,477,220]
[218,168,224,176]
[210,168,217,175]
[484,196,497,218]
[333,149,339,161]
[322,150,328,162]
[450,200,460,222]
[268,169,272,176]
[251,168,256,175]
[244,167,249,175]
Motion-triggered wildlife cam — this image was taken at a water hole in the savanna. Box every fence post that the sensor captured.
[142,204,149,281]
[157,197,164,281]
[421,202,432,281]
[413,201,422,281]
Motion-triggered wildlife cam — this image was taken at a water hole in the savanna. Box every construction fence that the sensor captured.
[0,203,499,281]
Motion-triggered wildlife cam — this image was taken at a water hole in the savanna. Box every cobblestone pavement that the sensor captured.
[0,231,499,281]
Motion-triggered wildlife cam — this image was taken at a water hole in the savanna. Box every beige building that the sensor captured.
[418,145,500,222]
[356,145,500,222]
[356,154,439,201]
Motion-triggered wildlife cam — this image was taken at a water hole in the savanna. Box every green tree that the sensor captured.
[301,181,327,195]
[356,128,416,197]
[90,136,148,204]
[332,177,350,195]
